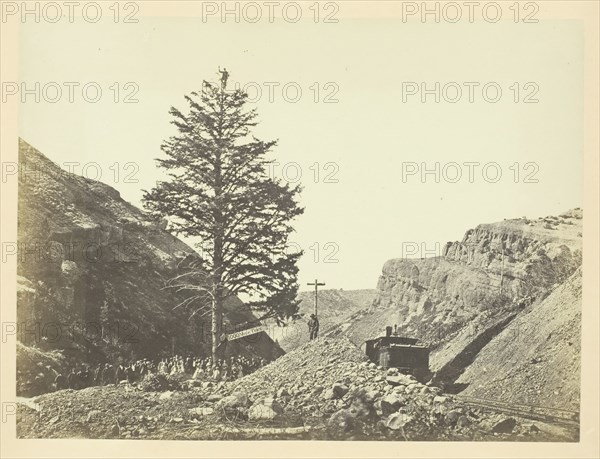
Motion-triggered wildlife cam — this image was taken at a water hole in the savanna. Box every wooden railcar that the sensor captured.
[364,335,431,381]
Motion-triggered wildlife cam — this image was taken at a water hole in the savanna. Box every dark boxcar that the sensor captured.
[365,336,431,382]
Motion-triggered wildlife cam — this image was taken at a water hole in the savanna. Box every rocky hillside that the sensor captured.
[17,139,282,394]
[342,209,582,410]
[269,289,377,351]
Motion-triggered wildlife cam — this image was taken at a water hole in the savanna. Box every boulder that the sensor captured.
[248,404,280,420]
[444,410,460,425]
[406,383,418,393]
[380,394,402,416]
[525,423,540,433]
[246,396,284,420]
[456,415,470,428]
[386,412,414,430]
[328,408,355,432]
[385,375,405,386]
[276,388,290,398]
[433,396,448,404]
[491,417,517,434]
[332,383,349,398]
[215,392,250,410]
[322,388,335,400]
[261,397,284,414]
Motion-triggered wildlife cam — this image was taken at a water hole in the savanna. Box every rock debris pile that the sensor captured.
[221,338,534,439]
[17,338,556,440]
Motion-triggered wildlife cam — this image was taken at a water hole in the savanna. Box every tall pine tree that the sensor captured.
[144,70,303,360]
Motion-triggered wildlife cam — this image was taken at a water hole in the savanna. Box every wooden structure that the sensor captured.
[364,335,430,381]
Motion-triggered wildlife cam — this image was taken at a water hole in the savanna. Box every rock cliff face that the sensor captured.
[17,139,282,394]
[343,210,582,409]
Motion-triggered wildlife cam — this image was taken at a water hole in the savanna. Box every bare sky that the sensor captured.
[18,9,583,291]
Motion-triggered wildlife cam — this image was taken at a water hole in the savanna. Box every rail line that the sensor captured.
[455,394,580,426]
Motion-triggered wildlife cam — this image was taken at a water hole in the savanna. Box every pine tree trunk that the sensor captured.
[211,295,222,362]
[211,88,226,363]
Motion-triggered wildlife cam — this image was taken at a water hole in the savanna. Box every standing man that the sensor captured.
[218,67,229,88]
[308,314,319,341]
[54,371,67,391]
[67,368,77,390]
[94,364,102,386]
[115,364,126,385]
[101,363,112,386]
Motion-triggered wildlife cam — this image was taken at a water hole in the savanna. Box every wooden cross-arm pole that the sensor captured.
[306,279,326,317]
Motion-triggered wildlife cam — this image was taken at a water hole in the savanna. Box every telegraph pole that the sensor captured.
[307,279,326,316]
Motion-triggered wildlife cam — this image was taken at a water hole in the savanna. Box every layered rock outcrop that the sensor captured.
[344,210,582,409]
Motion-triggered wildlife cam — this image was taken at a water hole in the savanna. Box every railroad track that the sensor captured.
[455,394,579,426]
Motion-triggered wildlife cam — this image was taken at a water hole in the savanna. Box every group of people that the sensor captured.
[39,315,324,393]
[53,359,156,390]
[159,354,267,382]
[51,354,268,391]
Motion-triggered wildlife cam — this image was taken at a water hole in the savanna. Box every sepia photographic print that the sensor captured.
[1,1,599,458]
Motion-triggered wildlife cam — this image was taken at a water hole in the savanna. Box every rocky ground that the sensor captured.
[16,338,577,441]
